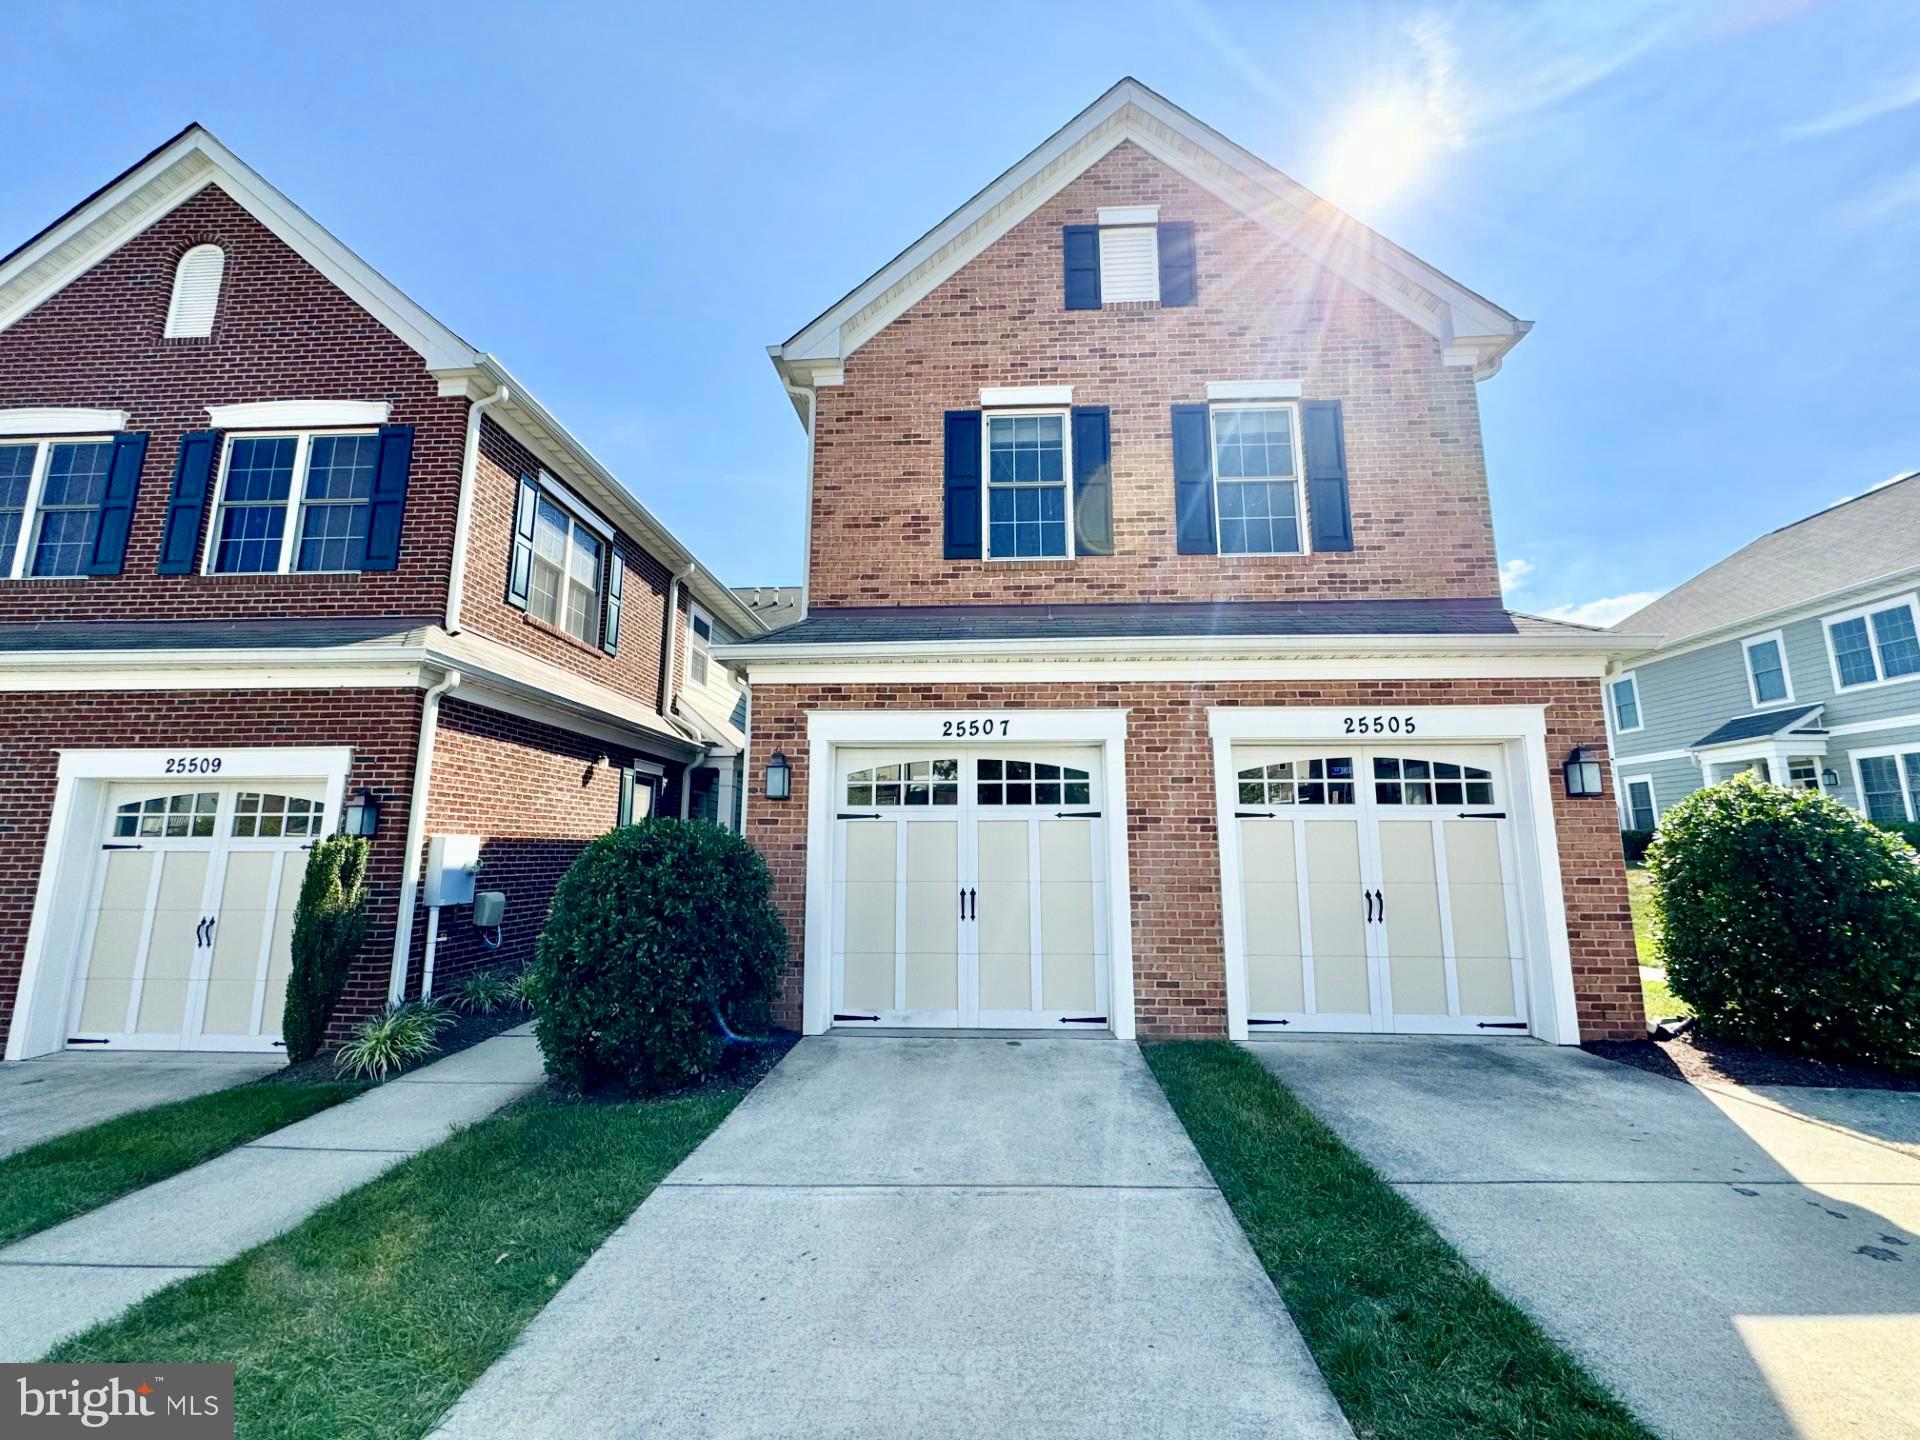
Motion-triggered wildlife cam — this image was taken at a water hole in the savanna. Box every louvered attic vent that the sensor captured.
[164,244,225,338]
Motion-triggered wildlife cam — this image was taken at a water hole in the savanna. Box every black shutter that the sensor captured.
[506,474,538,607]
[1063,225,1100,310]
[85,432,149,575]
[1158,223,1197,307]
[602,550,625,655]
[1171,404,1216,554]
[1303,401,1353,552]
[156,430,220,574]
[942,410,983,560]
[1070,406,1112,556]
[361,424,413,571]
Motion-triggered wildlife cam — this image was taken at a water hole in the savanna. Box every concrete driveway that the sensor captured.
[0,1051,279,1159]
[433,1036,1352,1439]
[1253,1037,1920,1440]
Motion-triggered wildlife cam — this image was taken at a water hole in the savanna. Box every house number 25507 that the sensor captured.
[941,717,1011,738]
[1344,715,1416,736]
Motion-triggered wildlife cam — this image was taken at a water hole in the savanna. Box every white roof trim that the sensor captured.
[0,406,127,436]
[981,384,1072,407]
[206,399,390,430]
[771,78,1528,399]
[1206,380,1301,402]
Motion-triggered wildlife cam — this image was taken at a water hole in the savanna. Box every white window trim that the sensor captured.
[1740,628,1795,709]
[1209,400,1309,558]
[1822,592,1920,694]
[1608,671,1645,734]
[0,434,116,580]
[200,429,380,577]
[1622,775,1658,830]
[1097,205,1160,226]
[0,407,127,436]
[524,485,608,645]
[980,385,1071,408]
[981,407,1075,563]
[688,601,715,687]
[1205,380,1301,402]
[532,469,613,539]
[1849,744,1920,823]
[207,400,389,430]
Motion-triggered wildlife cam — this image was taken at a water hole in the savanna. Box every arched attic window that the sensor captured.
[163,244,225,338]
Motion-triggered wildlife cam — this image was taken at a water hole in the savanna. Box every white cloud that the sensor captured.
[1783,72,1920,141]
[1829,162,1920,235]
[1498,557,1534,595]
[1536,592,1664,629]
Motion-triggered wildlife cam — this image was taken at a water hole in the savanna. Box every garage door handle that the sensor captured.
[967,887,976,920]
[1055,810,1101,818]
[1364,890,1374,923]
[1457,811,1506,820]
[1375,889,1385,922]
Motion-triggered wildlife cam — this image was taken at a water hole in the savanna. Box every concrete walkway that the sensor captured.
[0,1051,279,1159]
[0,1024,545,1361]
[1252,1036,1920,1440]
[433,1036,1353,1440]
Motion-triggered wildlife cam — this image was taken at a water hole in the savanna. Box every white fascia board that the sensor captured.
[0,407,128,435]
[207,399,390,429]
[733,656,1614,685]
[0,649,429,692]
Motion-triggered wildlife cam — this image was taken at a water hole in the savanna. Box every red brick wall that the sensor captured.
[0,185,467,622]
[411,696,657,995]
[745,678,1643,1042]
[807,142,1499,608]
[0,689,424,1053]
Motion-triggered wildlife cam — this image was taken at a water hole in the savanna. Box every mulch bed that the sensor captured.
[266,1005,532,1087]
[1585,1032,1920,1092]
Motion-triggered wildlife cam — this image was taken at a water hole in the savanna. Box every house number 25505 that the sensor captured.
[941,717,1010,738]
[1344,715,1416,736]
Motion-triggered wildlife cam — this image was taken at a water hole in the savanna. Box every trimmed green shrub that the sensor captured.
[1872,819,1920,852]
[1620,828,1656,867]
[334,1002,456,1080]
[282,835,371,1064]
[531,819,786,1095]
[1648,774,1920,1070]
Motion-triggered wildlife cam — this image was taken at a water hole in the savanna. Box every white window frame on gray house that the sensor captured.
[1209,401,1307,557]
[1822,592,1920,693]
[1608,672,1644,734]
[982,408,1074,562]
[201,430,382,576]
[1740,628,1794,708]
[1851,745,1920,824]
[1622,775,1657,830]
[688,602,714,685]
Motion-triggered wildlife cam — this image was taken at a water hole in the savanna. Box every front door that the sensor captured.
[67,784,328,1052]
[830,748,1109,1029]
[1233,746,1528,1034]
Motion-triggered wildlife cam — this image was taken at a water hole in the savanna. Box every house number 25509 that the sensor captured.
[1344,715,1416,736]
[941,717,1010,738]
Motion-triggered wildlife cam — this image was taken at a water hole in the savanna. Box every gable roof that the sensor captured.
[1692,704,1825,750]
[0,125,763,638]
[1616,473,1920,653]
[769,77,1529,414]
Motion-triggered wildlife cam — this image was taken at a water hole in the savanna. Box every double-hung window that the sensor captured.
[1825,594,1920,690]
[1609,673,1643,733]
[0,436,115,578]
[527,492,604,644]
[1211,404,1304,555]
[1624,778,1657,831]
[1854,749,1920,823]
[205,431,378,574]
[1741,631,1792,707]
[688,604,713,685]
[985,411,1070,559]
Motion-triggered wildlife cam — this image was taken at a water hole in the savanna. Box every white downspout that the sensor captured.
[785,382,816,620]
[444,385,510,634]
[388,668,462,1004]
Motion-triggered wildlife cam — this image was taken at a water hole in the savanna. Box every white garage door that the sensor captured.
[1232,746,1528,1034]
[66,782,328,1052]
[830,747,1109,1029]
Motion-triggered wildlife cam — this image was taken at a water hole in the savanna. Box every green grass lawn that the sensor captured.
[49,1086,749,1440]
[1146,1041,1655,1440]
[1627,868,1692,1020]
[0,1082,361,1248]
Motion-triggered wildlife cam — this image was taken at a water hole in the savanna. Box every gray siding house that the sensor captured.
[1605,474,1920,830]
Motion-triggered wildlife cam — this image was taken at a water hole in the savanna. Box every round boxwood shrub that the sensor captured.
[1648,774,1920,1070]
[529,819,787,1095]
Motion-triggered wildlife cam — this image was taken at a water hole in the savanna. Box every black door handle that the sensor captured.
[968,887,976,920]
[1375,889,1386,923]
[1364,891,1374,923]
[959,886,966,920]
[204,917,216,947]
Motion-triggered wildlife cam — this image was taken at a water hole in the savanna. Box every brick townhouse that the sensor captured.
[0,126,763,1061]
[719,78,1647,1044]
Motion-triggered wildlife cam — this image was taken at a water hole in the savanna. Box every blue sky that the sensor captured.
[5,2,1916,620]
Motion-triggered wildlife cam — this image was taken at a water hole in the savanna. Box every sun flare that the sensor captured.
[1324,96,1437,213]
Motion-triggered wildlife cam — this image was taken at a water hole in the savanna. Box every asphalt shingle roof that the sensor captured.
[0,618,435,652]
[1691,704,1825,749]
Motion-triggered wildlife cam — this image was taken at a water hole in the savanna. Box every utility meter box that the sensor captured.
[425,834,482,907]
[472,890,506,929]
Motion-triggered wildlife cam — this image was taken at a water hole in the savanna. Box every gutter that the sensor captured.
[444,381,510,634]
[388,668,461,1005]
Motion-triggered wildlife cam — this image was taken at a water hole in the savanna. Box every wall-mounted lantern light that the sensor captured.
[342,787,382,837]
[1822,767,1840,790]
[764,751,791,802]
[1563,747,1605,799]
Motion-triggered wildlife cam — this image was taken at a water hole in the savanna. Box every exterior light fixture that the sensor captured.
[342,787,381,837]
[1563,747,1605,800]
[1822,767,1840,789]
[764,751,791,801]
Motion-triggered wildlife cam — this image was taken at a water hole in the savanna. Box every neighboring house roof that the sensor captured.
[0,618,436,652]
[767,77,1530,415]
[1615,473,1920,652]
[0,125,762,638]
[731,586,803,630]
[1691,704,1826,750]
[729,598,1610,647]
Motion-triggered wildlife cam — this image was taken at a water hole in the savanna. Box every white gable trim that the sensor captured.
[0,406,127,436]
[206,399,391,430]
[772,79,1527,393]
[0,128,477,371]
